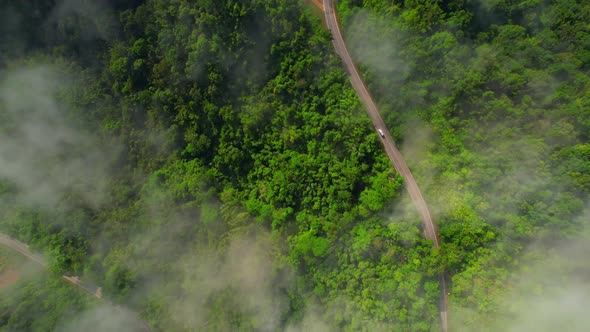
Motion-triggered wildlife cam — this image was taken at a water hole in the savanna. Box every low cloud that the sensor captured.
[453,210,590,331]
[0,64,116,209]
[151,225,293,331]
[499,206,590,331]
[56,304,147,332]
[45,0,119,44]
[345,9,409,84]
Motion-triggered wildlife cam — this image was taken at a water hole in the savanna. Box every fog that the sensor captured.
[56,304,147,332]
[0,65,114,210]
[1,1,587,331]
[344,4,590,332]
[451,213,590,331]
[0,59,337,332]
[46,0,119,43]
[0,0,326,328]
[500,230,590,332]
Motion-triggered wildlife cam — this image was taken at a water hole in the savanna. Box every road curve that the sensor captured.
[321,0,449,331]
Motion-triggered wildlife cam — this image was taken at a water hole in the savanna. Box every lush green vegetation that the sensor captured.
[0,248,144,332]
[0,0,588,331]
[337,0,590,330]
[0,275,94,332]
[0,248,12,273]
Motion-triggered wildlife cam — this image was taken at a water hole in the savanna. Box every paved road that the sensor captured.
[321,0,449,331]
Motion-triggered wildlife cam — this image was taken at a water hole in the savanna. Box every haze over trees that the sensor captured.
[0,0,589,331]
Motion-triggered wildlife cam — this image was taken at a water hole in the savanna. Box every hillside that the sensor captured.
[0,0,589,331]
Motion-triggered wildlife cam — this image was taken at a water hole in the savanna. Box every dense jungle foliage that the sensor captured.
[0,0,589,331]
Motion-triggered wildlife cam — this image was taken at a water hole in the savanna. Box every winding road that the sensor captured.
[321,0,449,331]
[2,2,446,330]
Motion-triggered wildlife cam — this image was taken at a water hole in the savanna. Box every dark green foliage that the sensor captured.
[0,0,588,331]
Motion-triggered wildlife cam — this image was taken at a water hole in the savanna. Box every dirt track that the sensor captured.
[0,269,20,289]
[320,0,449,330]
[0,233,102,298]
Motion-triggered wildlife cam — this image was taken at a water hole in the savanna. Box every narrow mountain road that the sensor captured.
[0,232,151,331]
[321,0,449,331]
[0,232,102,298]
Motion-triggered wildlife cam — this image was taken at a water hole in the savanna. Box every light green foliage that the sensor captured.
[0,277,94,332]
[0,0,588,331]
[337,0,590,329]
[553,144,590,194]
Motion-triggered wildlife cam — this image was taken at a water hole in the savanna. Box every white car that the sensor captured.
[377,129,385,138]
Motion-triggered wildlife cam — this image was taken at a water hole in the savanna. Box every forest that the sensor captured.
[0,0,589,331]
